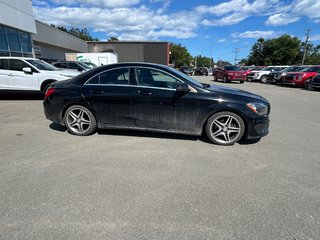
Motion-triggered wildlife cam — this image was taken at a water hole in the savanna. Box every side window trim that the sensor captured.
[134,66,184,89]
[85,66,131,86]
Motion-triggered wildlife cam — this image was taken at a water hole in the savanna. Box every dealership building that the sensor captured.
[0,0,169,65]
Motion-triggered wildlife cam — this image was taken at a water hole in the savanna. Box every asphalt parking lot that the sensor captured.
[1,77,320,240]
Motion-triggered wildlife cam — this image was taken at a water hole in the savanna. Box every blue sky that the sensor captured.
[32,0,320,63]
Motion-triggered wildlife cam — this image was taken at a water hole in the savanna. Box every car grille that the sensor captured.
[248,73,255,77]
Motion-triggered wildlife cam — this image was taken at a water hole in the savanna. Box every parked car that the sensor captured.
[282,66,320,89]
[179,66,193,75]
[247,66,288,83]
[52,61,92,72]
[213,66,246,83]
[266,66,305,84]
[308,74,320,90]
[0,57,78,93]
[43,62,270,146]
[194,67,209,76]
[82,62,97,69]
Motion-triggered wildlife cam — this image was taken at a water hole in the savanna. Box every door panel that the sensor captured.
[0,59,9,89]
[8,59,38,90]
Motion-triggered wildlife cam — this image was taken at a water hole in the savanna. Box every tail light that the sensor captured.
[45,87,55,98]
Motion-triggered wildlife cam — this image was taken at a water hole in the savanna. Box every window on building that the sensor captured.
[19,31,32,53]
[0,26,8,51]
[6,27,21,53]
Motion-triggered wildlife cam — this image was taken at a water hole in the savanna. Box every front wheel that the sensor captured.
[240,80,244,84]
[223,76,228,83]
[304,78,314,91]
[213,74,217,81]
[64,105,97,136]
[260,75,268,84]
[205,111,245,145]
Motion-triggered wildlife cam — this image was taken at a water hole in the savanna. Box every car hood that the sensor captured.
[41,69,80,77]
[207,84,267,102]
[226,70,246,74]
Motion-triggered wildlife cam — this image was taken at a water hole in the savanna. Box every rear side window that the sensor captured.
[0,59,9,70]
[8,59,30,71]
[87,68,130,85]
[54,63,66,68]
[69,62,81,70]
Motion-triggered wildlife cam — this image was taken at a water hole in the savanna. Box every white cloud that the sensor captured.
[33,6,200,40]
[311,34,320,42]
[232,30,276,39]
[51,0,141,8]
[201,13,248,26]
[218,38,226,42]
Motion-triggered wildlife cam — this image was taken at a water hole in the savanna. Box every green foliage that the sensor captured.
[247,35,301,65]
[216,60,232,67]
[50,24,99,41]
[108,37,119,41]
[169,43,193,68]
[194,55,212,67]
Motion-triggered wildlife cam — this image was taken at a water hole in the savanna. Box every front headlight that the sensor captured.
[254,73,259,77]
[247,102,269,115]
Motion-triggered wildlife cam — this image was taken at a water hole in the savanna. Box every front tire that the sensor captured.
[205,111,245,145]
[223,76,228,83]
[64,105,97,136]
[260,75,268,84]
[213,74,217,81]
[304,78,314,91]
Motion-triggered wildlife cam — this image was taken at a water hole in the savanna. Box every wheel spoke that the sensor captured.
[223,132,230,142]
[213,119,224,128]
[81,118,91,124]
[212,129,224,137]
[69,111,78,121]
[225,116,232,127]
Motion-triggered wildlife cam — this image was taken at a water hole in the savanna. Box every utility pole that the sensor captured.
[302,29,311,65]
[233,48,240,65]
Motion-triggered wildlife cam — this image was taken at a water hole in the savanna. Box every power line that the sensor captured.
[233,48,240,65]
[302,29,311,65]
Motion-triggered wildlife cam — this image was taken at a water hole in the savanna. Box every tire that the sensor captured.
[205,111,245,146]
[223,76,228,83]
[64,105,97,136]
[240,80,244,84]
[213,74,217,81]
[260,75,267,84]
[304,78,314,91]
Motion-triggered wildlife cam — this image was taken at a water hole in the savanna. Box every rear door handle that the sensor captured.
[91,89,104,94]
[138,90,152,96]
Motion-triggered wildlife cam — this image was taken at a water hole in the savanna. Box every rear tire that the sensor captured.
[260,75,267,84]
[205,111,245,146]
[240,80,244,84]
[64,105,97,136]
[213,74,217,81]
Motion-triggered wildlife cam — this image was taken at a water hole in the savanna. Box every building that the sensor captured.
[0,0,169,65]
[0,0,36,57]
[32,21,88,62]
[87,41,169,65]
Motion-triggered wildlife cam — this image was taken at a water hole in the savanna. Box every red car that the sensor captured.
[282,66,320,88]
[213,66,246,83]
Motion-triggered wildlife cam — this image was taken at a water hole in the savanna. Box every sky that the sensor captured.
[32,0,320,64]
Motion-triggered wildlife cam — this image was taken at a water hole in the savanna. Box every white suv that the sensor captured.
[247,66,289,83]
[0,57,80,93]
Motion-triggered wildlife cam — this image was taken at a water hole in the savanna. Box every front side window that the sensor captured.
[87,68,130,85]
[26,59,58,71]
[8,59,30,71]
[136,68,182,89]
[69,62,81,70]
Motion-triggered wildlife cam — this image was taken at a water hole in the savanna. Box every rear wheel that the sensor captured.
[240,80,244,84]
[64,105,97,136]
[205,111,245,146]
[213,74,217,81]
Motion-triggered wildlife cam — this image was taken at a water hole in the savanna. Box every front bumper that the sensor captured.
[247,75,260,81]
[245,115,270,139]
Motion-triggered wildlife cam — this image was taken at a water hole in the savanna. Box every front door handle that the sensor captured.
[91,89,104,94]
[138,90,152,96]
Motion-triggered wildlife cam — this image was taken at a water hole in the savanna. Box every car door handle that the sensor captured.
[91,89,104,94]
[8,73,14,77]
[138,90,152,96]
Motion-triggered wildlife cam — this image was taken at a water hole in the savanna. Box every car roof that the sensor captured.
[0,56,38,60]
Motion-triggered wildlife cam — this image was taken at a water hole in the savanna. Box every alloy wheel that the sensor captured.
[209,115,242,144]
[66,107,92,134]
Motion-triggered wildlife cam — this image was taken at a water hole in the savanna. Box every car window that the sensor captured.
[8,59,30,71]
[0,59,9,70]
[87,68,130,85]
[69,62,81,70]
[55,63,66,68]
[137,67,182,89]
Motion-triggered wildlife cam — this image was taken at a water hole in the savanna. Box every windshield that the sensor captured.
[224,66,241,71]
[300,67,320,72]
[261,67,274,71]
[77,61,91,70]
[26,59,59,71]
[240,67,249,70]
[83,62,97,68]
[169,67,203,88]
[282,66,304,72]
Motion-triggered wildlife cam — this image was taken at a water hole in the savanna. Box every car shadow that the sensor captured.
[0,92,43,100]
[238,137,261,145]
[49,123,67,132]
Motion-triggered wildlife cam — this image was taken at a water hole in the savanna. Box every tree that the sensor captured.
[50,24,99,41]
[194,55,212,68]
[215,60,232,67]
[246,35,301,65]
[169,43,193,68]
[108,37,119,41]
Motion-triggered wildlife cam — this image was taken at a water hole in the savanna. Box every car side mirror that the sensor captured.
[176,83,190,92]
[22,67,32,74]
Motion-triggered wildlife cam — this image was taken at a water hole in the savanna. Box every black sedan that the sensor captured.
[43,63,270,145]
